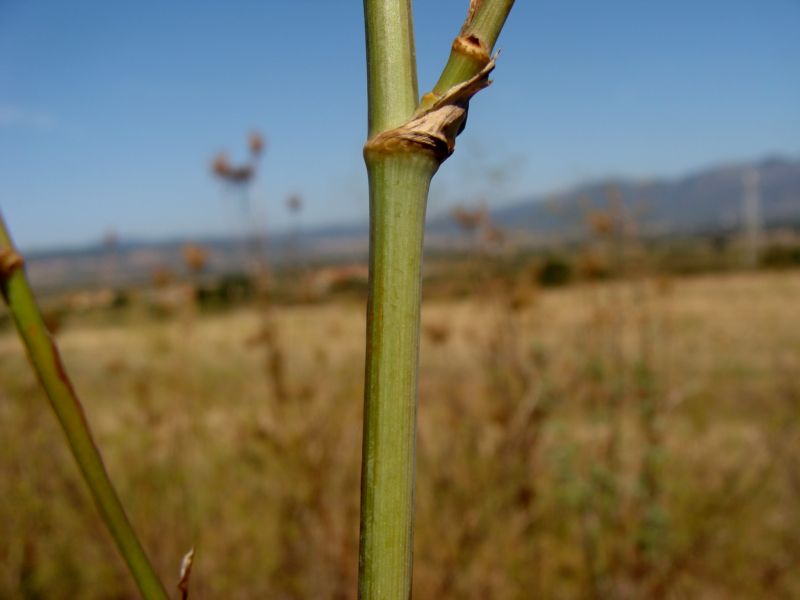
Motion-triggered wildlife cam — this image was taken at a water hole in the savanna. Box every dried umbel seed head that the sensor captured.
[507,285,536,313]
[587,210,615,236]
[151,266,173,288]
[655,275,675,296]
[225,164,254,183]
[249,131,265,156]
[481,224,505,246]
[211,152,253,184]
[576,249,611,280]
[423,322,450,346]
[211,153,232,178]
[182,243,209,274]
[103,230,119,251]
[451,204,488,232]
[287,194,303,214]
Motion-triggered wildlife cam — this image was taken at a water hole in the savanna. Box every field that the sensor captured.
[1,270,799,599]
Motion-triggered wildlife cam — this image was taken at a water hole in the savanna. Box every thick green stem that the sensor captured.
[360,1,423,598]
[0,215,169,600]
[359,153,436,599]
[359,1,514,598]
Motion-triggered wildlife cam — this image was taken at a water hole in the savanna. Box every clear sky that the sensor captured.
[1,1,798,250]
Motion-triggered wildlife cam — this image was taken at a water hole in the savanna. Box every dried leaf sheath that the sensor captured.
[364,60,495,165]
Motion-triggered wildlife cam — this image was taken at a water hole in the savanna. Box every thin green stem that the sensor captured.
[363,0,419,135]
[467,0,516,48]
[0,214,169,600]
[421,0,515,111]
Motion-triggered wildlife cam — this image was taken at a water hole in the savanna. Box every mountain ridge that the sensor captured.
[22,155,800,270]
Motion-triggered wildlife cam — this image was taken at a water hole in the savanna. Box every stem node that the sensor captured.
[364,59,495,166]
[0,248,24,278]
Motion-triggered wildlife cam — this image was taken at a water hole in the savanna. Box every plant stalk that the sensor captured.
[0,214,169,600]
[419,0,515,112]
[363,0,419,136]
[360,1,424,598]
[359,1,514,597]
[359,152,436,599]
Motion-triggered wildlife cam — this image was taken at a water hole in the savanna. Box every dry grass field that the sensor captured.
[1,271,799,599]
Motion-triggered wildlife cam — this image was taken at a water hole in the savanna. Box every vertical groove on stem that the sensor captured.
[0,214,169,600]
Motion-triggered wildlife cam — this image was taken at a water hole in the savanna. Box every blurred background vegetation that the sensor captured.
[2,2,799,598]
[2,193,800,597]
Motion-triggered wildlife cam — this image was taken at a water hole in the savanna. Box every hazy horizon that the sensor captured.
[2,1,798,250]
[15,151,798,256]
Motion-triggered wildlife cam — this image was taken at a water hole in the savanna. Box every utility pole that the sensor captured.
[742,167,763,268]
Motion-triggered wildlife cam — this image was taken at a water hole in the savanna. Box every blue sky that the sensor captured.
[1,1,798,250]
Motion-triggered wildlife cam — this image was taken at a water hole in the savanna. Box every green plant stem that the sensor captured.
[360,1,424,598]
[359,1,514,597]
[420,0,515,112]
[0,215,169,600]
[360,152,436,599]
[363,0,419,135]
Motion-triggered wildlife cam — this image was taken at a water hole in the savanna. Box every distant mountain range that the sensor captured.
[22,155,800,290]
[473,155,800,240]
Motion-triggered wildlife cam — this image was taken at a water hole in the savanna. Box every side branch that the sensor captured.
[0,214,169,600]
[450,34,491,69]
[419,0,514,111]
